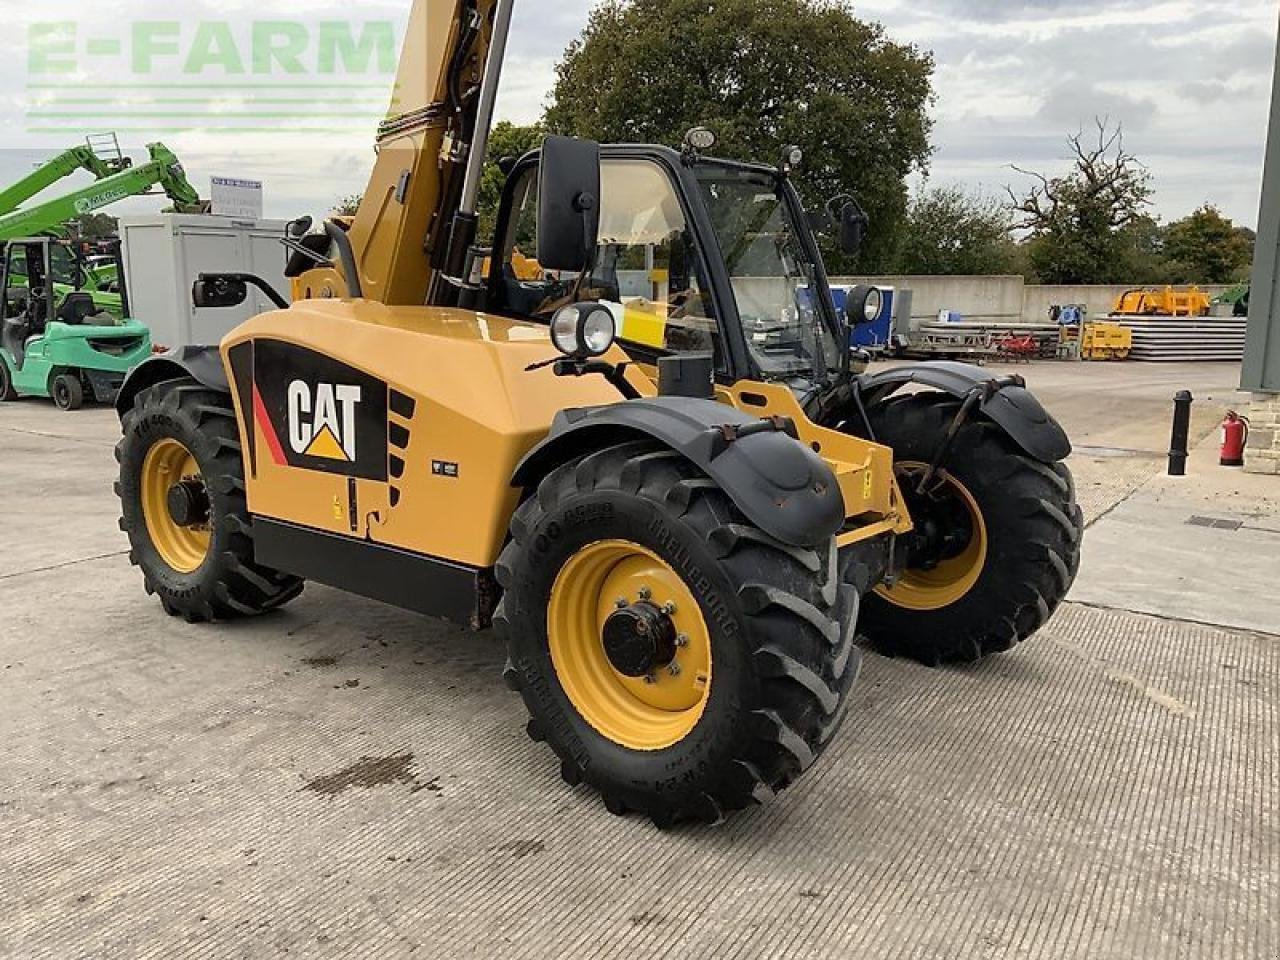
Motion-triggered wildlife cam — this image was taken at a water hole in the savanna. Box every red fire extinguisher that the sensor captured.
[1221,411,1250,467]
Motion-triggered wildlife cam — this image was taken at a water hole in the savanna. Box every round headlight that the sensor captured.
[550,303,617,358]
[581,307,616,356]
[551,305,582,355]
[863,287,883,323]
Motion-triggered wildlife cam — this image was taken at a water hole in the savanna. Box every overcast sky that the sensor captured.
[0,0,1275,229]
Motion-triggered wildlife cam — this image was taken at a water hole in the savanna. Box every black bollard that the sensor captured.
[1169,390,1194,476]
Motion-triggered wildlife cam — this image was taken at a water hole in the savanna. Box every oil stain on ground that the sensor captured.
[303,754,431,797]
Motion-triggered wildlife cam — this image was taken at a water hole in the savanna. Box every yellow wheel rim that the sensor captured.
[140,438,212,575]
[547,540,713,751]
[879,463,988,612]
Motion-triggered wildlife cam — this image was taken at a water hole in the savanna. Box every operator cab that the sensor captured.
[486,139,871,407]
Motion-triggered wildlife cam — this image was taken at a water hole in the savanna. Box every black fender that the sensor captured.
[858,361,1071,463]
[513,398,845,549]
[115,346,229,418]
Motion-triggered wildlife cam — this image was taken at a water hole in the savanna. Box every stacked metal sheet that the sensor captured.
[1111,316,1249,362]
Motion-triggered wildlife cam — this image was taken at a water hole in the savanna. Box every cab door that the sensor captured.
[487,155,726,377]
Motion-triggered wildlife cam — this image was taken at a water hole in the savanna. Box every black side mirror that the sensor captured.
[836,198,870,256]
[193,276,248,309]
[537,136,602,273]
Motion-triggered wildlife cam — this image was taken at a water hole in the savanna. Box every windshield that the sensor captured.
[696,168,841,380]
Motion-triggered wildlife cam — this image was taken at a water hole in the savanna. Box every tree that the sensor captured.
[1009,119,1153,284]
[896,185,1024,276]
[75,212,118,238]
[544,0,934,272]
[333,194,362,217]
[477,121,544,237]
[1162,205,1255,284]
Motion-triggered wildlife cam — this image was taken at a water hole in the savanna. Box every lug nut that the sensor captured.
[643,673,657,685]
[615,597,629,609]
[668,662,682,677]
[638,586,652,601]
[676,634,689,648]
[662,602,677,615]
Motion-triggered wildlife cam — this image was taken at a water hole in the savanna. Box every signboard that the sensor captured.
[210,176,264,219]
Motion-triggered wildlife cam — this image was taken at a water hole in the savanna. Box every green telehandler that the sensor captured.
[0,139,206,321]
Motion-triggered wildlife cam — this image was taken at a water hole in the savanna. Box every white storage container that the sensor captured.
[119,214,292,349]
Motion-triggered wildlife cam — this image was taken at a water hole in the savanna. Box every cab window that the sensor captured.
[496,159,721,366]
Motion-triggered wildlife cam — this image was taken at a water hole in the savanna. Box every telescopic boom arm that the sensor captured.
[0,143,205,242]
[0,141,132,217]
[340,0,514,307]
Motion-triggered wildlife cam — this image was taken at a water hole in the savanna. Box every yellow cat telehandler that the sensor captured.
[114,0,1082,826]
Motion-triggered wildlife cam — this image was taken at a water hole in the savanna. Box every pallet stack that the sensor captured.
[1111,316,1249,362]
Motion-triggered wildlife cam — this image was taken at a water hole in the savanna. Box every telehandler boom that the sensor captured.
[115,0,1082,827]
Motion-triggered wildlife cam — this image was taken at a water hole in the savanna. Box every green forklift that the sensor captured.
[0,237,151,410]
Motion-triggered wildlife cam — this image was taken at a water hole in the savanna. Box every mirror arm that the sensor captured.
[325,222,364,299]
[197,272,290,310]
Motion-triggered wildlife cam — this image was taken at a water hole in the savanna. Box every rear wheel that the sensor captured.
[496,441,860,827]
[860,394,1083,665]
[116,378,304,622]
[52,373,84,411]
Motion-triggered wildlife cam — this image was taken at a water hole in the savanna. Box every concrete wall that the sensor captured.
[833,275,1233,326]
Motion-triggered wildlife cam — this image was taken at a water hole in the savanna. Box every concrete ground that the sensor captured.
[1,360,1275,959]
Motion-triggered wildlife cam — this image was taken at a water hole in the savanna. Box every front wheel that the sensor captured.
[860,394,1083,665]
[495,441,860,827]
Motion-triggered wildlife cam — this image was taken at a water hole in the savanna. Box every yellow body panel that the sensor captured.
[221,300,626,569]
[716,381,911,543]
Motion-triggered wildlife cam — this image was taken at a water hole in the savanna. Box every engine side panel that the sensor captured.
[220,299,623,570]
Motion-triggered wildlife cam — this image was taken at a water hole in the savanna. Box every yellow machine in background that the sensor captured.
[1079,322,1133,361]
[1112,286,1212,318]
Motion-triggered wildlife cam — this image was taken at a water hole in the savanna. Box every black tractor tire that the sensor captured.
[495,440,860,828]
[52,373,84,411]
[860,393,1083,665]
[115,378,304,623]
[0,360,16,402]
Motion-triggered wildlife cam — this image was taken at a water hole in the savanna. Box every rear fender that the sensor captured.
[513,398,845,549]
[115,346,228,418]
[858,361,1071,463]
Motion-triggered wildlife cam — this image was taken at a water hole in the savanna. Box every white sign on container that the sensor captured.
[210,177,264,219]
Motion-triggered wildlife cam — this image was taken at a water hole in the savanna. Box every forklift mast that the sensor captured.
[342,0,513,307]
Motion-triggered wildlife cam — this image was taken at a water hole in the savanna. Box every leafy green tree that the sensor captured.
[477,121,545,237]
[896,185,1023,276]
[1162,205,1255,284]
[1010,120,1154,284]
[75,212,118,238]
[544,0,935,272]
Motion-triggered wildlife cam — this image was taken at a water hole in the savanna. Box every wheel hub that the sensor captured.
[166,479,210,528]
[602,601,678,678]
